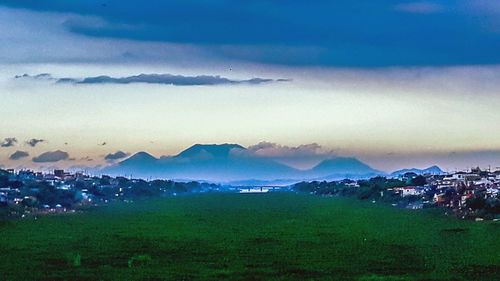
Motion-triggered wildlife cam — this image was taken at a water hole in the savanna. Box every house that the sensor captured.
[433,193,446,204]
[399,186,425,197]
[473,179,493,188]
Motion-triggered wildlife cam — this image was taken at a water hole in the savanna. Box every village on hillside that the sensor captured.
[1,167,499,220]
[294,167,500,220]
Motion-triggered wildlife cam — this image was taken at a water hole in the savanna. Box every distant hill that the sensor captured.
[311,157,382,179]
[113,151,159,176]
[103,144,386,182]
[390,165,443,177]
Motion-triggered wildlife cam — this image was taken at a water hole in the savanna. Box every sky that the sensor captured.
[1,1,500,172]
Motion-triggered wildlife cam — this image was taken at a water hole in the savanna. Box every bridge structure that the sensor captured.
[237,185,290,193]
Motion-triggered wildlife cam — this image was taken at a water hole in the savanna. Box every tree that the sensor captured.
[0,175,8,188]
[467,197,486,210]
[410,175,427,186]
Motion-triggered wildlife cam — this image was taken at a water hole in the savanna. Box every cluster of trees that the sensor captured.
[88,177,220,199]
[465,196,500,220]
[293,177,410,201]
[293,180,354,196]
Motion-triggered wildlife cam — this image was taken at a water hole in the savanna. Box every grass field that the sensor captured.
[0,193,498,280]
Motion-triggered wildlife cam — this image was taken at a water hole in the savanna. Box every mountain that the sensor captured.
[310,157,383,179]
[390,165,443,177]
[122,151,157,164]
[103,144,298,182]
[108,151,158,177]
[102,144,384,183]
[175,143,245,159]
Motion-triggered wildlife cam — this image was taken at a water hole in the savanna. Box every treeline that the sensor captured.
[292,176,429,211]
[292,176,422,200]
[465,197,500,219]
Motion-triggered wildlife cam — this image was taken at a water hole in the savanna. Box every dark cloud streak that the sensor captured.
[32,150,70,163]
[1,138,17,147]
[105,151,130,161]
[9,151,29,160]
[15,73,286,86]
[26,138,45,147]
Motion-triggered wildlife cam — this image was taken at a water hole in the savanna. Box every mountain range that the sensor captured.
[390,166,443,177]
[102,144,442,184]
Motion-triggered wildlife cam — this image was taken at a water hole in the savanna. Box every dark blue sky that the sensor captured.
[2,0,500,67]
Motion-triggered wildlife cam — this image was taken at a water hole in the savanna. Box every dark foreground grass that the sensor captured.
[0,193,498,280]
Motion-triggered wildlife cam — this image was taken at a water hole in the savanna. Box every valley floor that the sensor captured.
[0,193,498,280]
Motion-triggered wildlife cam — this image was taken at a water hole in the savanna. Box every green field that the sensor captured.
[0,193,498,281]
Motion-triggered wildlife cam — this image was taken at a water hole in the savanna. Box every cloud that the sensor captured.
[244,141,337,169]
[76,74,280,85]
[0,6,202,65]
[1,137,17,147]
[14,73,53,80]
[16,73,286,86]
[105,151,130,161]
[247,142,329,157]
[3,3,500,67]
[394,2,444,14]
[9,150,29,160]
[32,150,70,163]
[26,138,45,147]
[13,73,56,81]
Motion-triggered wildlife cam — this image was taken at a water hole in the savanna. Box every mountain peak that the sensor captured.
[176,143,245,158]
[103,151,158,177]
[124,151,157,162]
[427,165,442,170]
[312,157,380,176]
[314,157,369,169]
[423,165,443,173]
